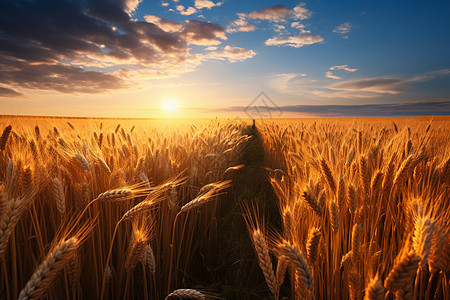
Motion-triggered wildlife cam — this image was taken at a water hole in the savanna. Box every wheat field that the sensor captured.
[0,116,449,299]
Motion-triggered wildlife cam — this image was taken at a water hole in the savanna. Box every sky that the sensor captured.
[0,0,449,118]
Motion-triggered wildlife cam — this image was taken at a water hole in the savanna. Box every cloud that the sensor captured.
[271,69,450,100]
[0,0,250,95]
[248,3,312,22]
[144,15,182,32]
[0,86,22,97]
[176,5,197,15]
[208,46,256,62]
[333,22,352,38]
[248,5,291,21]
[265,34,323,48]
[330,65,358,72]
[182,20,227,45]
[273,24,287,33]
[194,0,222,10]
[227,13,256,33]
[291,22,305,29]
[292,3,312,20]
[218,100,450,117]
[329,78,409,94]
[326,64,358,79]
[325,71,341,80]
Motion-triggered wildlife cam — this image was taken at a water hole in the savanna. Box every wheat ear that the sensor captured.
[302,189,323,217]
[252,229,277,295]
[320,158,336,193]
[165,289,206,300]
[364,276,385,300]
[0,196,30,258]
[18,237,78,300]
[279,240,314,292]
[384,251,420,292]
[306,227,321,264]
[52,178,65,216]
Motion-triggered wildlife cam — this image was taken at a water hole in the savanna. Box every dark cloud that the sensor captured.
[220,100,450,117]
[0,0,231,96]
[182,20,227,45]
[0,86,22,97]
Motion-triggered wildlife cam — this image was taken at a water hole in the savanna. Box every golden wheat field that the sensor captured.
[0,115,449,300]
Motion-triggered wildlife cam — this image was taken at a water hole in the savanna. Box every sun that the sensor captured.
[163,99,178,113]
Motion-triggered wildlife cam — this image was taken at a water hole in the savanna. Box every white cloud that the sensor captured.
[208,46,256,62]
[333,22,352,37]
[124,0,142,14]
[292,3,312,20]
[227,13,256,33]
[176,5,197,15]
[195,0,222,10]
[291,22,305,29]
[161,2,169,7]
[265,34,323,48]
[326,65,358,79]
[326,71,341,79]
[248,5,291,22]
[330,65,358,72]
[273,24,286,33]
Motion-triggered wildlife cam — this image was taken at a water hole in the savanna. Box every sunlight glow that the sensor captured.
[163,99,178,113]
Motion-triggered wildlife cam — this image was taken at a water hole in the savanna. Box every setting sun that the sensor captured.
[163,99,178,113]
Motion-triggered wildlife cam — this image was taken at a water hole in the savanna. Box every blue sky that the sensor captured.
[0,0,449,117]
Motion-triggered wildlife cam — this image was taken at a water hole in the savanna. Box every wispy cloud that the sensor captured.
[207,46,256,62]
[265,35,323,48]
[326,64,358,79]
[217,100,450,117]
[333,22,352,38]
[330,65,358,72]
[325,71,342,80]
[271,68,450,99]
[329,78,408,94]
[226,13,256,33]
[0,86,22,97]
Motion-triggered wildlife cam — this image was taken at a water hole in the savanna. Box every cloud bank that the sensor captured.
[219,100,450,117]
[0,0,254,97]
